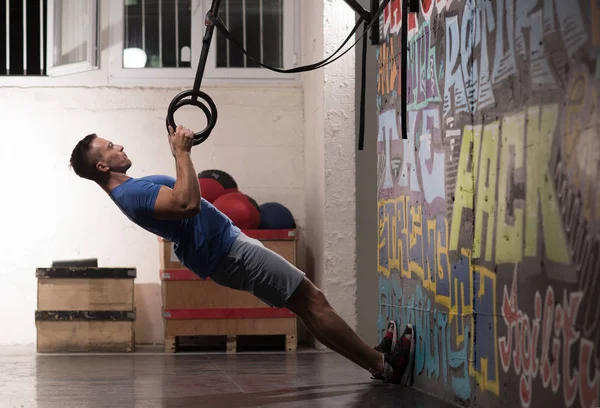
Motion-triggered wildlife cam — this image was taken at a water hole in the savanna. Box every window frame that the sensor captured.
[108,0,204,82]
[46,0,99,77]
[201,0,298,81]
[108,0,299,84]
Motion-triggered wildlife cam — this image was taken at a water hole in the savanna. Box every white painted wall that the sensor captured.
[301,1,325,287]
[322,0,357,329]
[302,0,357,347]
[0,2,304,345]
[354,0,379,346]
[301,0,326,348]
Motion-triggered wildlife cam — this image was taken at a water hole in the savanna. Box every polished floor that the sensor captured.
[2,346,456,408]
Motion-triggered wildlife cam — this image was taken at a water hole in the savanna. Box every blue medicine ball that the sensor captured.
[259,202,296,229]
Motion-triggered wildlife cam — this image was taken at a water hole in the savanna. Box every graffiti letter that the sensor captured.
[398,196,410,277]
[524,104,570,264]
[499,266,519,373]
[450,250,472,345]
[472,266,499,394]
[450,126,479,252]
[415,288,427,376]
[378,110,401,190]
[474,121,499,262]
[444,15,468,117]
[528,10,557,88]
[515,1,557,88]
[426,29,442,107]
[425,219,437,286]
[426,301,440,379]
[459,0,495,113]
[562,290,583,407]
[378,200,392,277]
[554,0,587,57]
[421,0,434,21]
[496,113,525,263]
[436,310,447,384]
[383,0,401,36]
[492,0,517,83]
[377,39,398,97]
[399,111,421,193]
[409,204,425,279]
[476,0,496,110]
[448,322,472,399]
[420,108,446,207]
[460,1,478,114]
[436,215,451,306]
[389,201,400,273]
[540,287,555,388]
[553,304,564,393]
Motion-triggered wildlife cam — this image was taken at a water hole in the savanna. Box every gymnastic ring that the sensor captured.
[165,97,212,141]
[166,89,218,146]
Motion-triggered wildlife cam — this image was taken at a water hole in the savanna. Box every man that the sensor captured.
[68,124,413,384]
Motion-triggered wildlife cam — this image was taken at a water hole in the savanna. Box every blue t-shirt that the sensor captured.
[109,175,241,278]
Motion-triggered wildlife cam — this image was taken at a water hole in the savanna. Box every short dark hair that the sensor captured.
[69,133,102,181]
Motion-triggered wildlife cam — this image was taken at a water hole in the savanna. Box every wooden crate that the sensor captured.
[159,229,298,353]
[35,267,136,353]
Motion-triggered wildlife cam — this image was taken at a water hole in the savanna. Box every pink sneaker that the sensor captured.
[374,320,398,354]
[370,321,397,380]
[383,324,415,385]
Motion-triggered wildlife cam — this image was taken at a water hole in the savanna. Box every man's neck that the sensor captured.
[98,172,132,194]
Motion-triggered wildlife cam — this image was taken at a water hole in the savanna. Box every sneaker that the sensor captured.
[370,321,397,380]
[398,324,415,385]
[384,324,415,385]
[374,320,398,354]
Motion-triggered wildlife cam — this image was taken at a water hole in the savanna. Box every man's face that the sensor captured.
[92,137,132,175]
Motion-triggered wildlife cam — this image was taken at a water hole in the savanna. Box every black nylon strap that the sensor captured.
[358,19,369,150]
[210,0,391,74]
[210,14,365,74]
[401,0,408,140]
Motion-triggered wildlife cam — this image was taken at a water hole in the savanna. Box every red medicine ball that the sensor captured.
[213,191,260,229]
[198,169,238,203]
[198,178,236,203]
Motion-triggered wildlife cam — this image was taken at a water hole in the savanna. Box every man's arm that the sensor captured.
[152,126,202,220]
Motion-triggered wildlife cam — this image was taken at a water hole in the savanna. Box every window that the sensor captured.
[213,0,283,69]
[110,0,298,82]
[0,0,98,77]
[205,0,297,79]
[47,0,98,76]
[1,0,47,76]
[1,0,295,82]
[123,0,192,69]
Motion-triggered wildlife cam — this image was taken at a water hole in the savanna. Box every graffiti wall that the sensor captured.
[376,0,600,407]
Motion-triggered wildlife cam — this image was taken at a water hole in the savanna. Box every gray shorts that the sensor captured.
[209,232,306,308]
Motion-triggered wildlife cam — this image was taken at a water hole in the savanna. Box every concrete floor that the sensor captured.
[1,346,455,408]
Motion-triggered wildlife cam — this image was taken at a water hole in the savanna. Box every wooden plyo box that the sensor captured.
[159,229,298,353]
[35,267,136,353]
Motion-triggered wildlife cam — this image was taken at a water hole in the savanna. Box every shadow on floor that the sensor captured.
[160,382,448,408]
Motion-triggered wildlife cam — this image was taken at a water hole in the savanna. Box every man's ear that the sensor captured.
[96,161,110,173]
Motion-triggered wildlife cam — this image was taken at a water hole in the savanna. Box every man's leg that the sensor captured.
[209,233,386,377]
[284,277,385,376]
